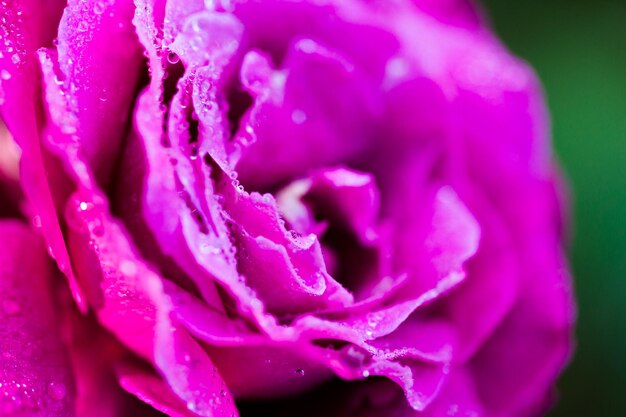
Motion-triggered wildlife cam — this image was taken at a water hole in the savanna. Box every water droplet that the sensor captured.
[167,51,180,64]
[91,223,105,237]
[189,145,199,160]
[47,382,66,400]
[10,54,20,64]
[32,215,42,228]
[79,201,90,211]
[77,21,88,32]
[200,244,221,255]
[187,400,197,411]
[2,298,20,315]
[291,109,307,125]
[295,369,305,376]
[61,124,77,135]
[219,389,226,397]
[0,69,10,80]
[362,370,370,378]
[384,57,409,83]
[93,1,105,15]
[367,313,380,329]
[298,39,317,54]
[119,260,137,276]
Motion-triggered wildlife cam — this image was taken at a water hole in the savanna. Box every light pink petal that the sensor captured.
[235,37,380,190]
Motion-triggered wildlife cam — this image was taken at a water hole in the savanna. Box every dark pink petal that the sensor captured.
[306,167,381,244]
[64,187,238,417]
[117,364,198,417]
[424,368,486,417]
[149,280,239,417]
[46,0,144,186]
[61,306,167,417]
[206,343,334,399]
[0,123,22,217]
[0,0,85,310]
[0,221,75,416]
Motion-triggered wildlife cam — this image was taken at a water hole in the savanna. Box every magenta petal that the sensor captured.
[49,0,144,186]
[206,344,334,399]
[444,194,519,362]
[425,368,486,417]
[117,364,200,417]
[65,191,159,360]
[64,188,238,417]
[307,167,381,244]
[0,221,75,416]
[150,282,239,417]
[236,37,380,189]
[62,309,166,417]
[0,0,85,310]
[410,0,483,30]
[470,249,574,416]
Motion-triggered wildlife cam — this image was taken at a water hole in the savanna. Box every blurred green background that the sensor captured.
[482,0,626,416]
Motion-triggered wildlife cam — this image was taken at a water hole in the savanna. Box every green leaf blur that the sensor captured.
[482,0,626,416]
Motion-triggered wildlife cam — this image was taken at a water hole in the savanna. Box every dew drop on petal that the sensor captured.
[47,382,66,400]
[32,215,41,228]
[93,1,105,15]
[167,51,180,64]
[291,109,307,125]
[119,260,137,276]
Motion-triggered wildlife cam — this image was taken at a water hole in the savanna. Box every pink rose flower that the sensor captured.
[0,0,575,416]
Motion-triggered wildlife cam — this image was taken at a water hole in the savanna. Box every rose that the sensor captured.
[0,0,574,416]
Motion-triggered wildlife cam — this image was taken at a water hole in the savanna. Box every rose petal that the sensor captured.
[117,363,211,417]
[64,187,238,417]
[236,37,380,190]
[49,0,143,186]
[0,221,75,416]
[0,0,85,310]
